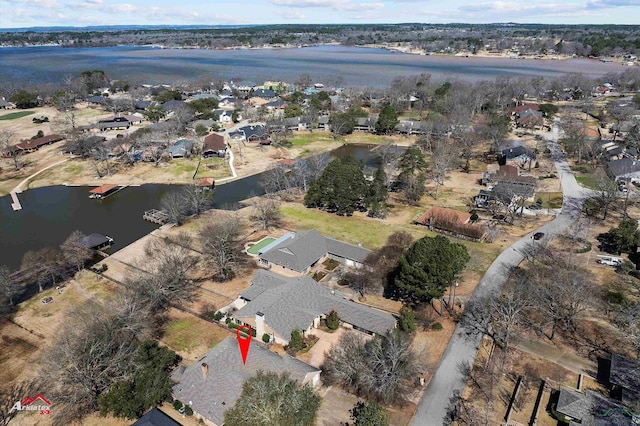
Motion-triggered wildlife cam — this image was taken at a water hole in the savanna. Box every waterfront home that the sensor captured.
[202,133,227,158]
[232,270,396,345]
[172,336,320,426]
[258,229,371,275]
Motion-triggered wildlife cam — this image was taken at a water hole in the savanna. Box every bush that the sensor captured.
[399,306,416,333]
[213,311,224,321]
[431,322,443,331]
[173,400,183,411]
[469,212,479,223]
[262,333,271,343]
[184,405,193,416]
[225,317,232,325]
[326,310,340,330]
[288,328,305,353]
[228,322,239,330]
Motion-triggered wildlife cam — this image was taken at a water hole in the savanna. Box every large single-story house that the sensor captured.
[167,139,194,158]
[500,145,536,165]
[607,158,640,182]
[133,408,181,426]
[232,270,397,345]
[172,335,320,426]
[258,229,371,275]
[555,388,631,426]
[1,134,64,157]
[608,354,640,407]
[202,133,227,158]
[238,124,270,144]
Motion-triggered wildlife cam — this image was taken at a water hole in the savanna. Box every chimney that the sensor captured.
[201,362,208,378]
[255,312,266,340]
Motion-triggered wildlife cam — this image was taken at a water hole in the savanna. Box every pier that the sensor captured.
[143,209,169,225]
[10,191,22,211]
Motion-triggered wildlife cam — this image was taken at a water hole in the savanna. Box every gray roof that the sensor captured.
[610,354,640,405]
[557,387,590,420]
[558,389,633,426]
[607,158,640,178]
[167,139,193,157]
[259,229,371,273]
[234,270,396,339]
[80,233,110,249]
[172,336,319,425]
[133,408,181,426]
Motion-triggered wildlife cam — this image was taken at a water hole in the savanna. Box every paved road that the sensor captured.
[411,127,589,426]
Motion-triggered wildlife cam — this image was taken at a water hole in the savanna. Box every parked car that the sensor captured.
[598,256,622,266]
[32,116,49,123]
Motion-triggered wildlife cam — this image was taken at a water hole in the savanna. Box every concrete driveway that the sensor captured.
[306,327,347,368]
[411,124,588,426]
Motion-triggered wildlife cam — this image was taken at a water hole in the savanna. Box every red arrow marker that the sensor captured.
[236,325,252,365]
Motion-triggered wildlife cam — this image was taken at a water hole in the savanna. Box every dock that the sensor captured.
[89,184,127,199]
[10,191,22,211]
[143,209,169,225]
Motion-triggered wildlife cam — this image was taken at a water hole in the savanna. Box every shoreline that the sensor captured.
[1,42,633,65]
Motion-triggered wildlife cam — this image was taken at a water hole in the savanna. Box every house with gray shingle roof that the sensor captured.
[232,270,396,345]
[172,335,319,426]
[555,388,633,426]
[258,229,371,275]
[607,158,640,182]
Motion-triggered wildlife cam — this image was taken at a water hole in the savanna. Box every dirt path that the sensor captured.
[12,158,70,193]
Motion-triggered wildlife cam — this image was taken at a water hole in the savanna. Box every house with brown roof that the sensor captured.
[202,133,227,158]
[13,134,64,154]
[511,104,540,115]
[416,206,487,241]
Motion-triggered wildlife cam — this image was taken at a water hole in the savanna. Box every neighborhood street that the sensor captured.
[411,126,590,425]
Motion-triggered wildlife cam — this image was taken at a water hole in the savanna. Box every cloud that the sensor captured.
[339,2,384,11]
[272,0,340,7]
[279,9,306,19]
[586,0,639,8]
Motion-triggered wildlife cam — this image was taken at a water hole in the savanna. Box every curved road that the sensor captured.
[412,127,591,425]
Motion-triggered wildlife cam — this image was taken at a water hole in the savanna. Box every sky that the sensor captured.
[1,0,639,28]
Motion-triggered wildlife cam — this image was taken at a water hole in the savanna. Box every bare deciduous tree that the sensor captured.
[0,130,21,171]
[0,265,21,307]
[200,213,242,281]
[60,230,93,271]
[251,196,282,230]
[161,191,188,225]
[429,141,455,199]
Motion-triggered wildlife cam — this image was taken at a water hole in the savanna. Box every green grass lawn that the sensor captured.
[163,316,228,353]
[194,157,230,179]
[535,192,564,209]
[288,132,334,146]
[247,237,276,255]
[575,175,601,190]
[0,111,35,120]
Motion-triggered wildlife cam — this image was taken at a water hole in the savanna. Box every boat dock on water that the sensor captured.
[143,209,169,225]
[89,184,126,199]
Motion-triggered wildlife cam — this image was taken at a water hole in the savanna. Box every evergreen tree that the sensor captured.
[288,327,305,353]
[9,90,39,109]
[397,147,427,203]
[304,156,369,216]
[367,168,389,218]
[375,105,399,135]
[98,341,179,420]
[224,371,320,426]
[398,306,416,333]
[326,310,340,330]
[391,235,469,306]
[351,401,389,426]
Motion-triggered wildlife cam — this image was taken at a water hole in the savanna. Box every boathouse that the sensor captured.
[89,184,119,199]
[80,233,114,250]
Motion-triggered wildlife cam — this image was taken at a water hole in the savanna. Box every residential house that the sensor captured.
[265,99,287,111]
[232,270,397,345]
[0,97,16,109]
[231,80,257,95]
[396,120,426,135]
[202,133,227,158]
[607,158,640,182]
[608,354,640,407]
[190,93,219,101]
[87,95,106,105]
[247,97,269,107]
[213,109,233,124]
[500,145,536,168]
[135,100,151,111]
[2,134,64,156]
[167,139,194,158]
[98,116,131,131]
[228,130,246,143]
[516,111,544,129]
[317,116,330,131]
[511,104,540,115]
[555,388,632,426]
[218,97,237,108]
[258,229,371,275]
[415,206,487,241]
[474,189,495,208]
[239,124,270,144]
[172,336,320,426]
[133,408,181,426]
[162,100,186,112]
[252,88,277,100]
[283,116,310,131]
[354,116,377,132]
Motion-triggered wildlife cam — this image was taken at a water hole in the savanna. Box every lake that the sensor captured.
[0,45,619,87]
[0,145,389,270]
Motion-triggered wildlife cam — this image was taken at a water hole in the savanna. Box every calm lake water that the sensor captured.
[0,145,387,270]
[0,45,619,87]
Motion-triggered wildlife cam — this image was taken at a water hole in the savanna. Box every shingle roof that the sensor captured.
[609,354,640,405]
[558,389,633,426]
[133,408,182,426]
[607,158,640,178]
[325,237,371,263]
[557,387,590,420]
[203,133,226,152]
[259,229,327,272]
[172,336,319,425]
[234,270,396,339]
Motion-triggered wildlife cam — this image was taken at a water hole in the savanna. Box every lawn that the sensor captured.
[194,157,231,179]
[0,110,35,120]
[161,310,231,359]
[247,236,276,255]
[535,192,564,209]
[288,132,334,146]
[575,175,601,190]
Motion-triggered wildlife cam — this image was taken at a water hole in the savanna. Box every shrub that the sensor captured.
[173,400,183,411]
[534,161,539,168]
[337,278,349,286]
[184,405,193,416]
[262,333,271,343]
[288,328,305,353]
[326,310,340,330]
[431,322,443,331]
[469,212,479,223]
[213,311,224,321]
[399,306,416,333]
[225,317,232,325]
[228,322,239,330]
